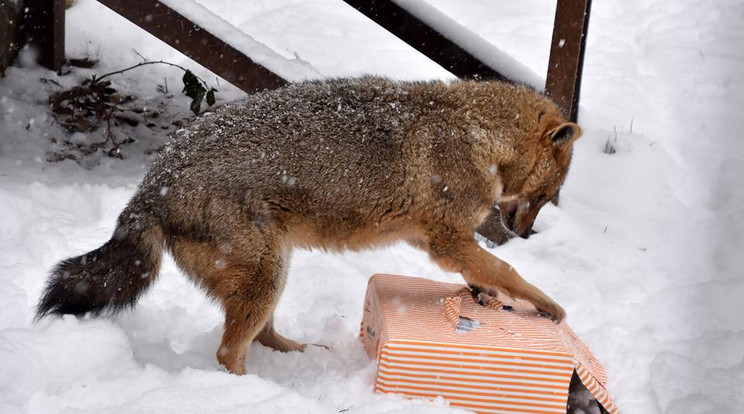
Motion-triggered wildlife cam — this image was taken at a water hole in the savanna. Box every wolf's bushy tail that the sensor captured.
[36,205,164,319]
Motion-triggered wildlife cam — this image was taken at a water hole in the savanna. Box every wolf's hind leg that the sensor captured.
[424,230,566,322]
[170,237,288,375]
[254,317,306,352]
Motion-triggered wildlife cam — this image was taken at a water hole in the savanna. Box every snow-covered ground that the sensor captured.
[1,0,742,413]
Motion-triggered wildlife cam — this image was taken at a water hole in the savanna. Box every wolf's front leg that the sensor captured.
[425,232,566,322]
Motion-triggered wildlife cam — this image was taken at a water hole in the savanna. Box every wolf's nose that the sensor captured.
[519,228,538,239]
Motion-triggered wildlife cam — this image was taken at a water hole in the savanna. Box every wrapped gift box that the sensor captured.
[360,274,619,414]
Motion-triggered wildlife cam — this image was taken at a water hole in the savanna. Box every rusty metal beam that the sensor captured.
[96,0,288,93]
[340,0,507,81]
[545,0,592,122]
[26,0,65,71]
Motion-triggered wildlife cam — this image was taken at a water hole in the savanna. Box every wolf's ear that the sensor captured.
[548,122,582,147]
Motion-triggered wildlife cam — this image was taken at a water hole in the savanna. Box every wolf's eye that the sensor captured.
[538,109,547,121]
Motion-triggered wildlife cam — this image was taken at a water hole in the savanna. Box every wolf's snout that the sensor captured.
[517,226,533,239]
[511,217,533,239]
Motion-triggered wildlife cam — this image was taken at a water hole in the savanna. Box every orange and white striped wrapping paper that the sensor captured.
[360,274,619,414]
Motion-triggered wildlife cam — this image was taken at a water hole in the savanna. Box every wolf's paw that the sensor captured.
[217,345,247,375]
[468,284,510,307]
[515,286,566,323]
[469,283,566,323]
[268,338,307,353]
[535,300,566,324]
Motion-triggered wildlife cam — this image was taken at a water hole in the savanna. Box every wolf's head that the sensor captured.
[497,106,582,239]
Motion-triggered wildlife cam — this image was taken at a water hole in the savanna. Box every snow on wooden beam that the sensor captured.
[340,0,509,83]
[96,0,321,93]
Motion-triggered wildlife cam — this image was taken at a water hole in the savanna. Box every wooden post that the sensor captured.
[1,0,25,72]
[97,0,288,94]
[26,0,65,71]
[545,0,592,122]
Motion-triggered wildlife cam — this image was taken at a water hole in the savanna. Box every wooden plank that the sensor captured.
[340,0,506,81]
[26,0,65,71]
[476,206,515,247]
[545,0,592,122]
[96,0,288,93]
